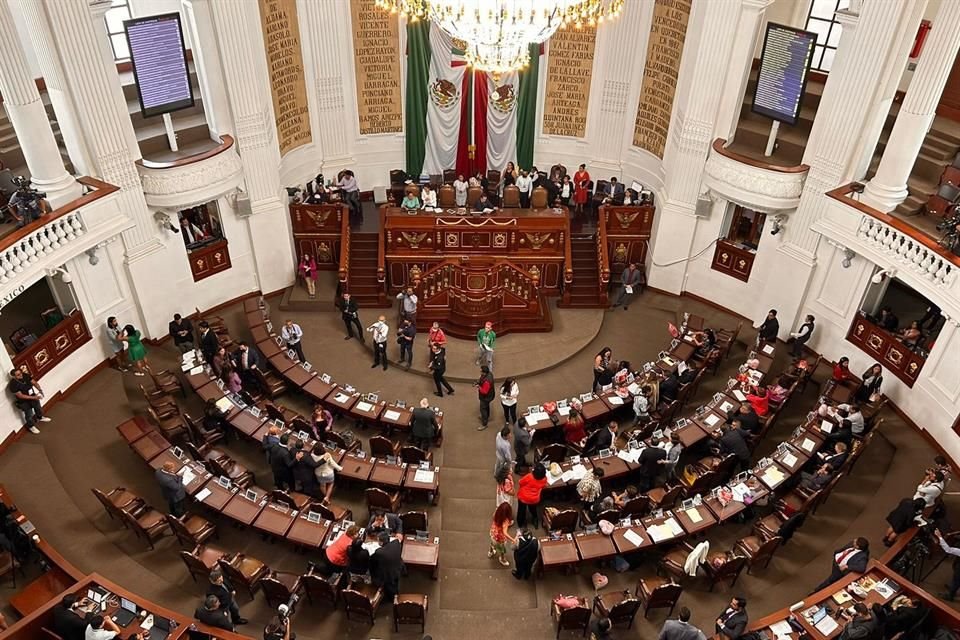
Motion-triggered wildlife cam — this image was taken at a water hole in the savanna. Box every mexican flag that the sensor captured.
[406,21,541,178]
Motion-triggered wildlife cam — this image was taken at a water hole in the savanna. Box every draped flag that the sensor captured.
[406,24,543,178]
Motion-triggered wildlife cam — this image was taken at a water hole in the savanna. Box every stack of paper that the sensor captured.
[355,401,373,412]
[180,468,196,487]
[762,344,775,355]
[334,393,350,403]
[815,616,839,636]
[195,488,212,502]
[801,438,815,452]
[626,383,641,396]
[820,420,834,434]
[622,529,644,547]
[732,390,747,402]
[769,620,793,638]
[762,466,786,486]
[383,410,402,421]
[781,452,798,468]
[189,365,205,376]
[569,464,588,481]
[525,414,540,427]
[618,448,642,464]
[704,414,721,427]
[665,518,683,535]
[558,406,571,416]
[648,525,672,542]
[685,508,703,523]
[414,469,435,484]
[607,396,625,406]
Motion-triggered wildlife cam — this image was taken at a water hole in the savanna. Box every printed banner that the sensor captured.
[350,0,403,135]
[258,0,312,155]
[633,0,692,157]
[542,25,597,138]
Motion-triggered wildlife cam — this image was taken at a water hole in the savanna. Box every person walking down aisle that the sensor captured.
[429,343,454,397]
[659,607,707,640]
[476,321,496,370]
[610,263,643,310]
[340,292,363,341]
[120,324,149,376]
[476,365,495,430]
[367,315,390,370]
[488,503,517,567]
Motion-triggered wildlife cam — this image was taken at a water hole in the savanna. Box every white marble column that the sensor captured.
[88,0,141,156]
[647,0,740,294]
[0,0,81,206]
[208,0,293,294]
[714,0,776,144]
[862,0,960,212]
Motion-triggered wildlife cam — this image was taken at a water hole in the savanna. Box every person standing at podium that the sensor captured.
[476,321,496,371]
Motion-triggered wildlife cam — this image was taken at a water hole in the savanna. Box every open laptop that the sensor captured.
[113,597,138,627]
[149,615,173,640]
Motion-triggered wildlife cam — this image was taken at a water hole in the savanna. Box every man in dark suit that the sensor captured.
[838,603,878,640]
[586,421,618,456]
[757,309,779,344]
[291,440,320,494]
[155,461,186,517]
[52,594,93,640]
[370,532,405,599]
[730,404,760,436]
[638,445,667,492]
[411,397,439,450]
[367,511,403,536]
[198,321,219,364]
[817,442,849,471]
[717,424,751,472]
[715,597,748,640]
[813,537,870,592]
[207,568,247,626]
[195,594,234,631]
[340,293,363,341]
[659,607,708,640]
[429,344,454,397]
[659,373,681,403]
[269,433,295,490]
[232,342,264,388]
[168,314,195,354]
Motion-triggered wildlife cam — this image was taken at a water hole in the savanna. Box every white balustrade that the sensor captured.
[857,216,956,286]
[0,212,86,284]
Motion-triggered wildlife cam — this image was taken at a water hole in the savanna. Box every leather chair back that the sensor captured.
[547,508,579,533]
[653,484,684,508]
[747,536,782,570]
[167,514,199,547]
[370,435,398,459]
[530,186,548,209]
[621,495,650,517]
[393,595,427,632]
[400,445,428,465]
[607,597,641,627]
[399,510,427,533]
[265,403,286,424]
[593,508,621,525]
[303,571,341,607]
[466,186,483,207]
[644,582,681,614]
[538,443,569,463]
[260,574,294,608]
[550,164,567,182]
[268,490,298,510]
[438,184,456,207]
[502,185,521,208]
[389,169,406,186]
[442,169,457,184]
[180,550,211,583]
[342,588,379,624]
[365,487,399,512]
[91,487,131,522]
[556,603,591,635]
[709,555,747,589]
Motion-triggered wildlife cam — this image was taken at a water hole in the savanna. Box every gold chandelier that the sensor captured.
[375,1,625,73]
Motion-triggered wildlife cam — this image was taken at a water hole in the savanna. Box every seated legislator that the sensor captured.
[474,193,494,213]
[52,595,94,640]
[401,192,421,210]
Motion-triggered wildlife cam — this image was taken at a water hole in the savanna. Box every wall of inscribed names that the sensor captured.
[350,0,403,135]
[633,0,692,158]
[258,0,312,156]
[542,25,597,138]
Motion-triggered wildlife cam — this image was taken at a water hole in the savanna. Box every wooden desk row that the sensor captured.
[241,298,443,443]
[116,416,440,577]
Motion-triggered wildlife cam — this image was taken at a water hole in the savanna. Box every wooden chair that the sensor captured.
[183,413,225,450]
[394,594,428,632]
[311,501,352,523]
[659,541,701,581]
[366,487,401,513]
[845,431,874,474]
[550,164,567,182]
[716,321,742,360]
[635,575,681,619]
[269,489,313,512]
[543,508,579,534]
[399,510,428,533]
[150,369,184,396]
[702,552,748,591]
[260,571,303,608]
[40,629,63,640]
[735,535,782,574]
[370,435,400,459]
[120,506,170,550]
[442,169,457,184]
[326,430,361,453]
[582,507,620,526]
[551,595,591,638]
[593,590,641,629]
[466,185,483,207]
[218,554,269,600]
[166,514,217,548]
[400,444,431,465]
[147,406,187,442]
[679,468,720,496]
[139,384,178,419]
[647,483,684,510]
[302,569,342,608]
[754,510,806,545]
[91,487,144,523]
[185,441,228,466]
[530,186,548,209]
[438,184,456,207]
[486,169,501,198]
[342,583,383,625]
[621,495,650,518]
[207,455,255,489]
[502,185,521,208]
[180,545,228,583]
[265,402,298,424]
[796,355,822,394]
[537,443,571,464]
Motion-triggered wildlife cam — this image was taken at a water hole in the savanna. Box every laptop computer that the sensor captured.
[149,615,173,640]
[113,597,138,627]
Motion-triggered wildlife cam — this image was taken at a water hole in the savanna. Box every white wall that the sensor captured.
[753,0,808,59]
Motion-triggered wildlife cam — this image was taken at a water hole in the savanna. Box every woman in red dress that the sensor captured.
[573,163,590,216]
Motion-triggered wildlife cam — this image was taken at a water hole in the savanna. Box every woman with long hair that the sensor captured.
[221,363,242,394]
[312,404,334,441]
[488,502,517,567]
[500,377,519,426]
[593,347,613,391]
[494,463,516,512]
[855,363,884,404]
[120,324,148,376]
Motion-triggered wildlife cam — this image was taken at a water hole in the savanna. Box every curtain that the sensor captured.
[473,69,489,176]
[516,43,541,171]
[455,70,473,176]
[423,24,466,175]
[485,71,518,176]
[405,19,431,177]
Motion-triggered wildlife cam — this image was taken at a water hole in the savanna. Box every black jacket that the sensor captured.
[719,428,751,462]
[717,607,748,640]
[292,452,320,492]
[367,513,403,536]
[52,605,92,640]
[269,443,295,477]
[513,533,539,568]
[206,579,237,611]
[839,612,879,640]
[155,468,186,503]
[199,329,220,362]
[429,349,447,374]
[195,605,234,631]
[638,446,666,477]
[169,318,194,345]
[233,346,265,372]
[411,407,438,440]
[340,298,360,321]
[734,409,761,435]
[832,545,869,574]
[370,539,405,592]
[886,498,923,534]
[758,317,780,342]
[660,375,680,402]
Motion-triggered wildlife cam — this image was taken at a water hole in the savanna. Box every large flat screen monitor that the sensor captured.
[124,13,194,118]
[752,23,817,126]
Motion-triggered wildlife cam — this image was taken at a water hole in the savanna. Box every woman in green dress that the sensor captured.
[121,324,149,376]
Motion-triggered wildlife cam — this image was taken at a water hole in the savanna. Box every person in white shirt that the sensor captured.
[914,469,945,507]
[421,185,437,209]
[366,315,390,371]
[337,170,362,223]
[85,615,120,640]
[499,377,519,426]
[396,287,418,323]
[515,170,532,208]
[453,174,468,207]
[280,319,305,363]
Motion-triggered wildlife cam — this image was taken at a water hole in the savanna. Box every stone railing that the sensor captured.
[703,138,810,213]
[135,135,243,210]
[857,216,955,286]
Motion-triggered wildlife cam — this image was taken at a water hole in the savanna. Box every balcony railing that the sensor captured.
[703,138,809,213]
[135,135,243,209]
[0,177,119,286]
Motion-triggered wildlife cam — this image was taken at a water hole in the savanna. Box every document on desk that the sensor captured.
[720,401,735,413]
[623,529,644,547]
[355,401,373,412]
[195,488,212,503]
[801,438,815,452]
[762,344,775,355]
[383,410,402,422]
[704,413,721,427]
[781,452,798,468]
[413,469,435,484]
[189,365,205,375]
[569,464,589,481]
[334,393,350,404]
[820,420,834,434]
[732,390,747,402]
[607,395,625,406]
[685,508,703,523]
[648,524,672,542]
[525,414,540,427]
[179,468,196,487]
[560,470,576,483]
[215,397,234,413]
[762,467,786,486]
[815,615,839,636]
[627,382,641,396]
[769,621,793,637]
[558,406,571,416]
[666,517,683,536]
[547,469,564,485]
[618,449,642,464]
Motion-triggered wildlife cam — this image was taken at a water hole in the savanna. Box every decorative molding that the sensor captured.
[703,144,809,212]
[136,145,244,210]
[856,216,956,286]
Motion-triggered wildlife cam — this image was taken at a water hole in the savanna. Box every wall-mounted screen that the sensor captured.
[751,23,817,126]
[124,13,194,118]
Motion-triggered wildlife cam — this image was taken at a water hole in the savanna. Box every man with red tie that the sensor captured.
[813,537,870,592]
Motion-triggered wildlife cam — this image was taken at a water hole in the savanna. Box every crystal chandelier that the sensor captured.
[375,1,625,73]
